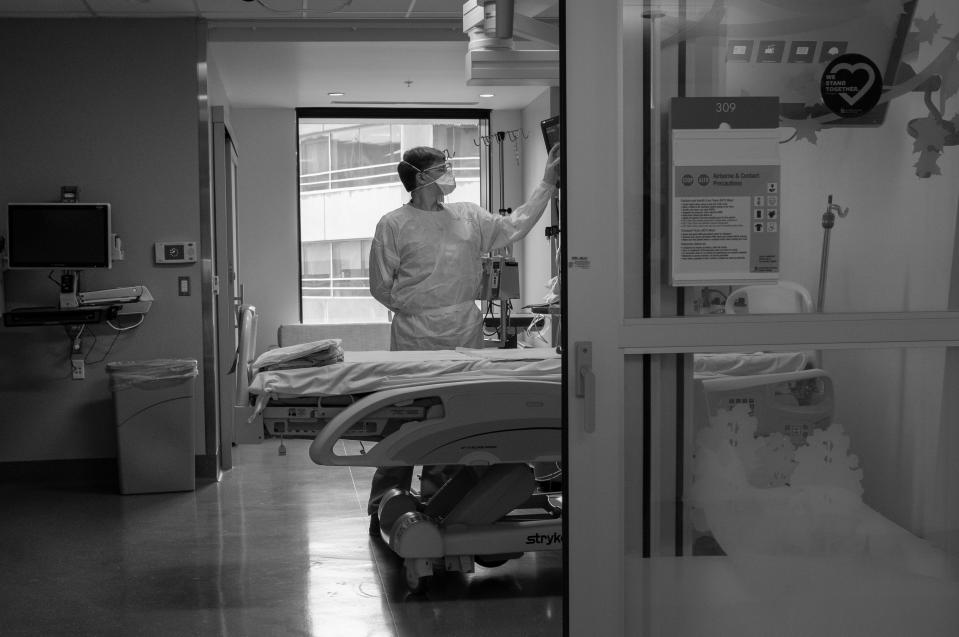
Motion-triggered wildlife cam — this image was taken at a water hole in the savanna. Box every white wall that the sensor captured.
[207,48,230,122]
[778,100,959,313]
[0,19,206,463]
[230,108,301,353]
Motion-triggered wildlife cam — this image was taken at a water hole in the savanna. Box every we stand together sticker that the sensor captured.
[820,53,883,119]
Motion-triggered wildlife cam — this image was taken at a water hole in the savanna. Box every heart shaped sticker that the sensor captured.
[831,62,876,106]
[820,53,883,119]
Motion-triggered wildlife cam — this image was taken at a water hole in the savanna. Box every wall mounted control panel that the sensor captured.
[154,241,197,264]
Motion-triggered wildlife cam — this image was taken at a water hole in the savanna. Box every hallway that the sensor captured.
[0,439,563,636]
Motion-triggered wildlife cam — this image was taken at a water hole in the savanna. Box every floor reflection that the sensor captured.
[0,438,562,636]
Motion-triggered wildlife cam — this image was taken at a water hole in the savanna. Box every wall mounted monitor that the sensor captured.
[541,115,560,151]
[6,203,112,269]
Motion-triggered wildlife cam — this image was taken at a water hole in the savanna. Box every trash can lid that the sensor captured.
[107,359,198,374]
[107,359,198,389]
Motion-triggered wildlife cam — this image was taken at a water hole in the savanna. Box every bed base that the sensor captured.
[308,379,563,592]
[376,464,563,594]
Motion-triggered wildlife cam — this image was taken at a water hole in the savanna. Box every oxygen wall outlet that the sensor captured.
[71,359,85,380]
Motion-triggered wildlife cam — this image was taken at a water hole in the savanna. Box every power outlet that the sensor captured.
[71,359,85,380]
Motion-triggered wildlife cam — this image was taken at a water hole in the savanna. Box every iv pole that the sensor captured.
[495,131,514,256]
[492,131,513,346]
[816,194,849,312]
[476,127,528,347]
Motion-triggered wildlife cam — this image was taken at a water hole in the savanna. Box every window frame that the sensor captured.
[295,107,491,324]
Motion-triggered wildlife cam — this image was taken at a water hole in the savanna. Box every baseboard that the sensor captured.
[195,453,220,482]
[0,455,217,487]
[0,457,118,487]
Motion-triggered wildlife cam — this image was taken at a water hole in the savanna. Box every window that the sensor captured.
[297,109,489,324]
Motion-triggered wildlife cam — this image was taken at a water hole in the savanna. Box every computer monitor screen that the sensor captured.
[6,203,112,269]
[541,116,560,150]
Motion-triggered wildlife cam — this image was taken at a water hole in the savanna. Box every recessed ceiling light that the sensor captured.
[328,91,345,97]
[479,93,495,98]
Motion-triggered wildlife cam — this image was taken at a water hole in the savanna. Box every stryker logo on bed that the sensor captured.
[526,532,562,546]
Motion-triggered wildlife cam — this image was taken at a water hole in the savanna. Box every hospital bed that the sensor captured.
[683,355,959,635]
[690,351,954,587]
[235,306,563,593]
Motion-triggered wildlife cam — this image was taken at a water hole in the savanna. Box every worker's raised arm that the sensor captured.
[480,144,561,251]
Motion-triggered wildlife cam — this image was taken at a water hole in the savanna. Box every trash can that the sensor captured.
[107,359,198,495]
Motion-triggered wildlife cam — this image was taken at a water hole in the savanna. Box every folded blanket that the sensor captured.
[251,339,344,374]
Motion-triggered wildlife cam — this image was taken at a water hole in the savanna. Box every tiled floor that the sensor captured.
[0,439,563,636]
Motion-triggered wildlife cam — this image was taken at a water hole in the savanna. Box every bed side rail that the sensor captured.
[309,379,561,468]
[234,304,258,408]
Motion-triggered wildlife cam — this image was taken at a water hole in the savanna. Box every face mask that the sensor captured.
[407,160,456,195]
[433,170,457,195]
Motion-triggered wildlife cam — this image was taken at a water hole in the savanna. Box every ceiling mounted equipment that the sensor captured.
[462,0,559,86]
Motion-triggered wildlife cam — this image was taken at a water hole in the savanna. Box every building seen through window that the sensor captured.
[298,115,486,324]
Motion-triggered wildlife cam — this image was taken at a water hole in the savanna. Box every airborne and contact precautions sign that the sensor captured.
[670,97,782,286]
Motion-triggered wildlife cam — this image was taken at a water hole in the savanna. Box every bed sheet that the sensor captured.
[248,347,561,399]
[693,351,812,377]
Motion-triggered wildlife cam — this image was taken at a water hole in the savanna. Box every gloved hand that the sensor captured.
[543,143,562,187]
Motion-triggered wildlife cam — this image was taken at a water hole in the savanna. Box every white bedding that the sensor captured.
[248,347,561,401]
[248,349,804,401]
[250,338,344,374]
[693,351,812,377]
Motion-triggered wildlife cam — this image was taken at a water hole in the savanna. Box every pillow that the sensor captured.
[251,339,343,374]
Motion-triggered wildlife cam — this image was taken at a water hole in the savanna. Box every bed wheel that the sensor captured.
[475,552,523,568]
[474,557,508,568]
[378,489,419,537]
[404,559,432,594]
[405,570,431,594]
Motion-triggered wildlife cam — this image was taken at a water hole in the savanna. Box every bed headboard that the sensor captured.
[278,322,391,351]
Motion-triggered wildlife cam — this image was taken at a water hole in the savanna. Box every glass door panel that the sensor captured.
[620,3,959,631]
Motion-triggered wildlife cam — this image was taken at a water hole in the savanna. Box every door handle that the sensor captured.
[574,341,596,433]
[231,285,245,329]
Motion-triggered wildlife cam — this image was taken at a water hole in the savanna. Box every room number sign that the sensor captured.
[670,97,782,286]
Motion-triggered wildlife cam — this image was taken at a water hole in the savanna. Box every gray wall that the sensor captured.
[0,19,206,462]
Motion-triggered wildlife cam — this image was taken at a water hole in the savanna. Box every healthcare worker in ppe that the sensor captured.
[370,143,561,350]
[365,143,562,531]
